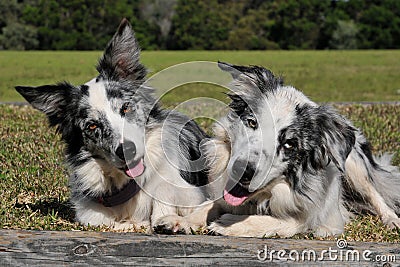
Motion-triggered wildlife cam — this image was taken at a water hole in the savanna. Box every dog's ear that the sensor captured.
[296,105,355,173]
[219,61,257,111]
[97,18,147,82]
[218,61,267,79]
[15,84,72,127]
[218,61,283,96]
[218,61,243,79]
[319,111,356,173]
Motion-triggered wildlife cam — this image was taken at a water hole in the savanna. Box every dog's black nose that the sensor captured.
[231,159,256,185]
[115,141,136,162]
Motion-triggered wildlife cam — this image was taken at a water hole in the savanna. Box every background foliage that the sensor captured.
[1,0,400,50]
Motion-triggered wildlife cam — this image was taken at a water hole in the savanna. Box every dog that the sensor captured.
[156,62,400,237]
[15,19,209,232]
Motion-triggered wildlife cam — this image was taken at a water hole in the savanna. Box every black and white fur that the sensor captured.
[158,62,400,237]
[15,19,209,231]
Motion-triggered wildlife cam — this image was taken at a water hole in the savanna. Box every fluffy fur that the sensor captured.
[157,62,400,237]
[15,19,209,231]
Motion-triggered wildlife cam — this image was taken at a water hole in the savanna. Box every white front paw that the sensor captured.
[208,221,230,236]
[208,214,300,238]
[208,214,249,236]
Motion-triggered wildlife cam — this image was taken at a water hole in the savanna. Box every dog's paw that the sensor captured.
[208,222,231,236]
[153,215,194,235]
[208,214,301,237]
[382,216,400,230]
[208,214,250,237]
[314,226,343,237]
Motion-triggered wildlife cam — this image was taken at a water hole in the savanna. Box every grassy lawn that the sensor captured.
[0,50,399,241]
[1,50,400,103]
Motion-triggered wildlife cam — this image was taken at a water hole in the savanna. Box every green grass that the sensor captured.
[1,50,400,103]
[0,104,399,241]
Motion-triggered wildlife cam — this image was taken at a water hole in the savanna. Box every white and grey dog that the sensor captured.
[207,62,400,237]
[15,19,209,231]
[157,62,400,237]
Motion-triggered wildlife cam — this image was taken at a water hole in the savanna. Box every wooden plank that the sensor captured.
[0,229,399,266]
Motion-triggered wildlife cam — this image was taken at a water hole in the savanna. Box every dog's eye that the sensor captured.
[283,143,293,149]
[120,103,131,116]
[247,118,258,129]
[87,123,98,131]
[283,139,297,150]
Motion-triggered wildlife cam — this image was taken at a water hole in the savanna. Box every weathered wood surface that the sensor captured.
[0,229,399,266]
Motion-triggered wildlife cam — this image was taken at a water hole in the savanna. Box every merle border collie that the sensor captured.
[16,19,209,232]
[156,62,400,237]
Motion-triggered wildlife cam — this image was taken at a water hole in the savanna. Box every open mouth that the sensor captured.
[124,158,145,179]
[223,183,251,206]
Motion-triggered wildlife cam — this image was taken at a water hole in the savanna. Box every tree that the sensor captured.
[167,0,241,49]
[0,0,19,29]
[2,0,400,50]
[17,0,162,50]
[329,20,358,49]
[0,22,38,50]
[222,7,279,50]
[140,0,177,38]
[266,0,330,49]
[0,0,39,50]
[357,3,400,49]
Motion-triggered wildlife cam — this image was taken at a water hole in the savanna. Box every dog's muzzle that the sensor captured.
[223,159,256,206]
[231,159,256,186]
[115,140,145,179]
[115,140,136,162]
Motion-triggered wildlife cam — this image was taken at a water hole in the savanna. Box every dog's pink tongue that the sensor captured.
[223,189,248,206]
[126,159,144,178]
